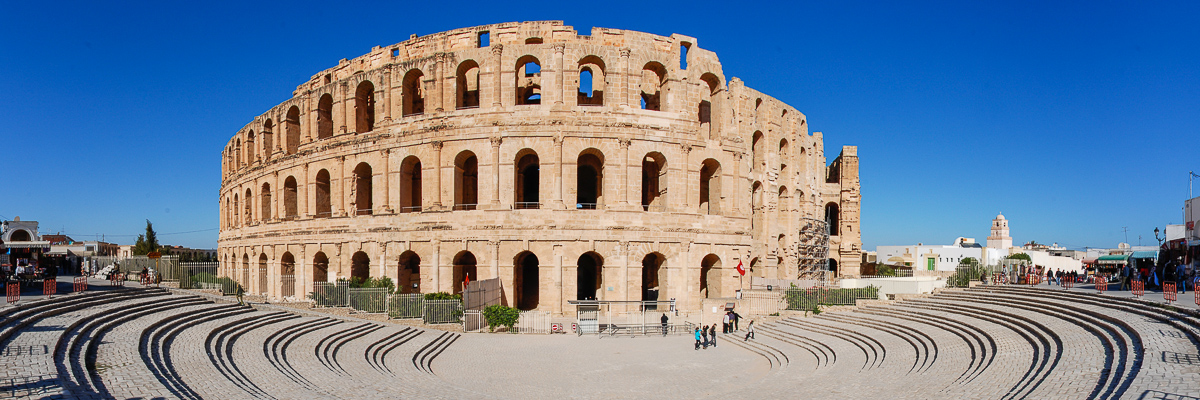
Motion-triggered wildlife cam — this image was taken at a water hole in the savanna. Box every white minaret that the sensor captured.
[987,213,1012,250]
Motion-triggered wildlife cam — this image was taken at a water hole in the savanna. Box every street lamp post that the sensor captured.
[1154,227,1163,246]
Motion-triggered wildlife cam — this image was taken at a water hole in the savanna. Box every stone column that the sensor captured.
[431,141,444,208]
[490,240,500,282]
[490,136,502,208]
[382,65,393,122]
[336,82,348,135]
[554,244,564,314]
[553,135,565,209]
[431,239,441,293]
[337,156,347,217]
[679,144,692,210]
[491,44,504,108]
[733,152,744,216]
[553,44,565,106]
[619,138,631,207]
[619,48,631,108]
[380,149,391,213]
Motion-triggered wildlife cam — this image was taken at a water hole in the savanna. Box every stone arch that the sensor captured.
[515,55,542,105]
[262,120,274,159]
[749,257,762,279]
[779,138,790,160]
[9,229,31,242]
[640,62,667,111]
[641,252,667,302]
[699,73,721,139]
[353,162,373,215]
[514,251,540,310]
[316,94,333,139]
[260,182,272,221]
[315,169,332,218]
[456,60,481,109]
[244,188,253,223]
[312,252,329,283]
[699,158,721,215]
[351,251,370,283]
[398,251,421,294]
[283,176,298,219]
[641,152,667,211]
[576,149,605,209]
[577,252,603,301]
[232,193,240,227]
[751,181,763,237]
[399,156,422,213]
[515,149,540,208]
[285,106,301,154]
[825,202,840,236]
[354,80,375,133]
[258,253,268,294]
[454,151,479,210]
[452,251,477,294]
[235,138,242,168]
[778,185,789,212]
[751,131,764,171]
[246,130,256,163]
[577,55,605,106]
[828,258,838,273]
[280,252,296,297]
[699,254,721,298]
[402,68,425,116]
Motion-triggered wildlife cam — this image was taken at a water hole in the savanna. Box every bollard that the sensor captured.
[1164,283,1177,303]
[74,276,87,293]
[43,279,56,298]
[1095,276,1107,293]
[6,283,18,304]
[1063,277,1073,290]
[1132,280,1144,298]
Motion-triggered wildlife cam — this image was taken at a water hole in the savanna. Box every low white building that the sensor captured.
[876,213,1083,273]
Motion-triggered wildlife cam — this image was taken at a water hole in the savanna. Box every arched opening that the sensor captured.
[283,176,298,219]
[699,254,721,298]
[577,252,603,301]
[641,253,666,303]
[828,258,838,274]
[223,197,230,229]
[280,252,295,297]
[454,151,478,210]
[778,186,789,212]
[312,252,329,283]
[398,251,421,294]
[456,61,480,109]
[749,257,762,279]
[640,62,666,111]
[514,251,540,310]
[699,159,721,215]
[577,56,605,106]
[242,254,250,289]
[402,69,424,116]
[232,194,239,227]
[515,56,541,105]
[751,131,764,171]
[699,73,720,139]
[399,156,422,213]
[285,106,301,154]
[353,162,373,215]
[751,182,763,237]
[576,151,604,209]
[246,131,256,163]
[244,188,253,223]
[235,139,242,168]
[825,202,840,236]
[354,81,376,134]
[315,169,332,218]
[9,229,31,242]
[641,152,667,211]
[316,94,333,139]
[351,251,370,284]
[258,253,268,294]
[452,251,477,294]
[262,120,273,159]
[260,182,272,221]
[515,150,540,209]
[779,138,789,161]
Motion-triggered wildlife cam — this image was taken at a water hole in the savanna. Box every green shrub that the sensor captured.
[482,304,520,332]
[423,292,462,301]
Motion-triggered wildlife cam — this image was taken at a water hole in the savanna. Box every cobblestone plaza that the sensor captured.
[2,277,1199,399]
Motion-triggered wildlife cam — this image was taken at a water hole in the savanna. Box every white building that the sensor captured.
[876,213,1082,273]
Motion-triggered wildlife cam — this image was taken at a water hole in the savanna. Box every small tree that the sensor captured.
[1007,253,1032,262]
[133,220,160,255]
[482,304,520,332]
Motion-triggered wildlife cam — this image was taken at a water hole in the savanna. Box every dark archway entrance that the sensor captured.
[641,253,666,304]
[514,252,540,310]
[452,252,477,294]
[577,252,603,300]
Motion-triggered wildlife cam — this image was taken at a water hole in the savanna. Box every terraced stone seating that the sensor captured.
[728,285,1200,399]
[0,287,465,399]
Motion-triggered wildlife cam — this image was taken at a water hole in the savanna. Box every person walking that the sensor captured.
[661,313,669,336]
[710,324,718,348]
[732,311,742,331]
[236,284,245,306]
[694,327,702,350]
[722,312,731,334]
[1121,264,1131,291]
[701,325,709,349]
[1176,260,1187,294]
[744,321,755,341]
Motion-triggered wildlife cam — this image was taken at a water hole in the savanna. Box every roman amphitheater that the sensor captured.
[217,20,861,311]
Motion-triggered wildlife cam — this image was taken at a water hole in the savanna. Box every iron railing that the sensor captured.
[784,287,878,311]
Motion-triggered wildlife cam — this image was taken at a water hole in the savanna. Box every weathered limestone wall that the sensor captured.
[217,21,862,313]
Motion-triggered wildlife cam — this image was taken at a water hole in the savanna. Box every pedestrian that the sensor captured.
[1121,264,1131,290]
[744,320,755,341]
[701,325,709,349]
[236,284,245,306]
[732,311,742,331]
[710,324,718,347]
[694,327,702,350]
[1176,260,1187,294]
[722,312,731,334]
[1046,268,1053,286]
[661,313,669,336]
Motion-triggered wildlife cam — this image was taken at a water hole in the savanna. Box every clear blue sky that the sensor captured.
[2,1,1197,250]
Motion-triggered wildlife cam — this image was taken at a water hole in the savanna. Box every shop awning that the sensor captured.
[1,241,51,249]
[1097,254,1130,265]
[1081,257,1098,264]
[1130,251,1158,259]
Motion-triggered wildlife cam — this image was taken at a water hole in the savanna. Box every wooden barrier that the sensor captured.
[1094,276,1107,293]
[43,279,56,299]
[1164,282,1177,303]
[1132,280,1144,298]
[1062,277,1073,290]
[6,284,18,304]
[74,276,87,292]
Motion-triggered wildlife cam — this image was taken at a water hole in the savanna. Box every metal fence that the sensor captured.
[464,310,486,332]
[748,276,834,290]
[388,294,425,319]
[423,299,463,324]
[280,275,296,298]
[310,281,350,307]
[348,288,389,313]
[514,310,553,334]
[784,287,879,311]
[257,266,268,295]
[738,289,786,315]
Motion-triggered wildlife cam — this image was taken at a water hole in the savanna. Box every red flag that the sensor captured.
[464,274,470,286]
[736,260,746,276]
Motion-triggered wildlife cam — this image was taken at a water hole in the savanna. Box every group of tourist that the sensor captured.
[1119,257,1195,293]
[1044,268,1082,286]
[693,310,757,350]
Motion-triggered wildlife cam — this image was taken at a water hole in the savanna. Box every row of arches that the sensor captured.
[225,249,728,311]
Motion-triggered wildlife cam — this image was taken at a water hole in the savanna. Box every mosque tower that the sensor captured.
[987,213,1013,250]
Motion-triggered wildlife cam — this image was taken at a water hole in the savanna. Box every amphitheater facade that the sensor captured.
[217,21,862,313]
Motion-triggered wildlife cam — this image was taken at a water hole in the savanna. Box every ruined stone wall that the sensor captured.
[217,21,861,312]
